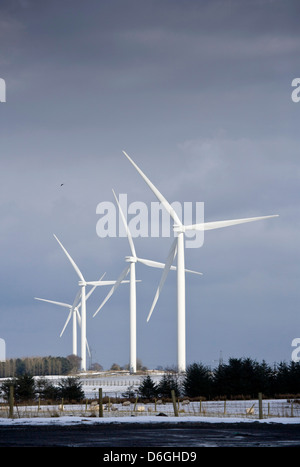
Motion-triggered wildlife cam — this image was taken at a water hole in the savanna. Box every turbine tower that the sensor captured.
[123,150,279,373]
[93,190,202,373]
[53,234,129,371]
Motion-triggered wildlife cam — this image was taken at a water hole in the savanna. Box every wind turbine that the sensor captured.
[53,234,129,371]
[122,150,279,373]
[35,274,105,356]
[93,189,202,373]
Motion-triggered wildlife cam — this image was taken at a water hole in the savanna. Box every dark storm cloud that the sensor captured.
[1,0,298,144]
[2,1,299,95]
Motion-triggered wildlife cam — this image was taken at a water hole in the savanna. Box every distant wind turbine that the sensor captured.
[35,274,105,356]
[93,189,202,373]
[123,150,279,373]
[53,234,130,371]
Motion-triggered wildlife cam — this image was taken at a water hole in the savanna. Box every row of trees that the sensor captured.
[1,357,300,400]
[0,375,85,403]
[136,359,300,399]
[1,358,300,403]
[0,355,81,377]
[110,359,148,372]
[0,356,148,377]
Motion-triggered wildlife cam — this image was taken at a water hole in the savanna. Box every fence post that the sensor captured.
[99,388,103,418]
[258,392,263,419]
[171,390,178,417]
[9,385,14,419]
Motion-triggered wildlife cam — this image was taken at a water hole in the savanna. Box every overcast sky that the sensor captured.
[0,0,299,370]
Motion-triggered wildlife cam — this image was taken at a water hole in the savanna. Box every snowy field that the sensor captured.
[0,415,300,426]
[1,398,299,420]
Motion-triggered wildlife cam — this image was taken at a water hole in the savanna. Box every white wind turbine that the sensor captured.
[93,189,202,373]
[53,234,129,371]
[123,150,279,373]
[35,274,105,357]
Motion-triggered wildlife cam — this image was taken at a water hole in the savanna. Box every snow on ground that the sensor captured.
[0,415,300,426]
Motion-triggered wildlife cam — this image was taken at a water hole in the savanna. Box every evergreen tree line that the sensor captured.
[0,355,81,377]
[0,375,85,403]
[137,359,300,400]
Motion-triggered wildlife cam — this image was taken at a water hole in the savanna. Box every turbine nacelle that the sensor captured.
[78,280,87,286]
[125,256,137,263]
[173,224,185,233]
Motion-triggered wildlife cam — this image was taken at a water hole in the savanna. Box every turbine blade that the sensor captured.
[112,189,136,257]
[85,273,106,302]
[76,308,81,326]
[85,280,130,286]
[93,265,131,318]
[184,214,279,231]
[136,257,202,275]
[123,151,182,226]
[53,234,85,282]
[35,297,71,309]
[184,268,203,275]
[72,290,82,309]
[147,239,177,322]
[86,339,91,358]
[136,257,169,269]
[60,309,72,337]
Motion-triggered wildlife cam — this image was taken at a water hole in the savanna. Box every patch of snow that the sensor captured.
[0,415,299,426]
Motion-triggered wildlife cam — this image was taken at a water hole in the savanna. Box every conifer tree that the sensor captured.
[157,371,181,398]
[183,363,212,398]
[138,375,158,399]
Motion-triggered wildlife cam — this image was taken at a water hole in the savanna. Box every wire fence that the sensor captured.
[1,398,299,420]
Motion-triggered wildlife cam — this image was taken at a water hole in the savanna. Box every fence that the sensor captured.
[1,394,299,420]
[81,378,140,399]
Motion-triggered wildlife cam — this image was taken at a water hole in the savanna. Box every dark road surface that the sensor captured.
[1,422,300,447]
